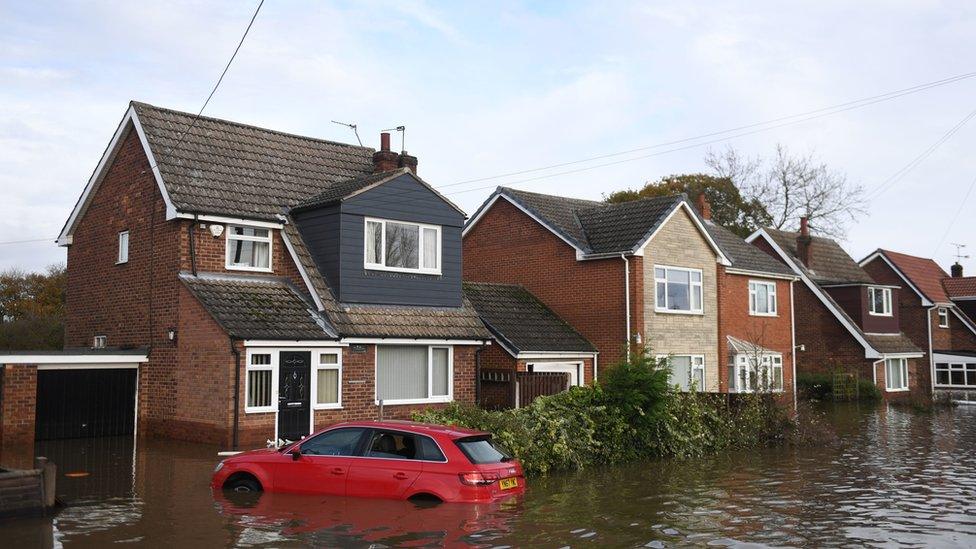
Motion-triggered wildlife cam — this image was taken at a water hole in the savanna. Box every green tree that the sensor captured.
[604,174,771,238]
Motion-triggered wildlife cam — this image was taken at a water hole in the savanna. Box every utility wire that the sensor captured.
[0,238,54,246]
[439,70,976,191]
[933,172,976,255]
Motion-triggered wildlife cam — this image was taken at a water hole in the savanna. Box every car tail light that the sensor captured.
[458,472,499,486]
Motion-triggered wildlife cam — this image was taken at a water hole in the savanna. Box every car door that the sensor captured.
[274,427,367,496]
[346,430,425,499]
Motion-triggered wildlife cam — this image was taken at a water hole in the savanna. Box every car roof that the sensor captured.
[327,420,488,439]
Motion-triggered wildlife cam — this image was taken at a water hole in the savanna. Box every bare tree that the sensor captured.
[706,144,866,239]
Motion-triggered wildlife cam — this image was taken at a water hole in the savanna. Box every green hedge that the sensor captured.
[414,347,794,476]
[796,372,881,401]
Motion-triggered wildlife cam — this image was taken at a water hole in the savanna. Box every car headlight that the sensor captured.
[214,461,224,473]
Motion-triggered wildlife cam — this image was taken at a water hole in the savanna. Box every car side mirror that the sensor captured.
[290,448,302,461]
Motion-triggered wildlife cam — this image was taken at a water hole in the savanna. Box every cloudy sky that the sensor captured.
[2,1,975,273]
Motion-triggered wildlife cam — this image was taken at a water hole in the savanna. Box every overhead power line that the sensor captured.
[0,238,54,246]
[933,172,976,255]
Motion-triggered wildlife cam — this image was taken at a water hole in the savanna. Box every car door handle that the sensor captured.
[331,467,345,475]
[393,472,409,480]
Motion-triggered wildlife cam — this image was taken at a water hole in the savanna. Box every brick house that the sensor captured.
[860,250,976,398]
[1,101,510,459]
[748,221,924,398]
[943,264,976,323]
[696,197,798,399]
[462,186,794,398]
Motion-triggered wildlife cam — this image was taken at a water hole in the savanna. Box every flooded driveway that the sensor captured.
[3,403,976,547]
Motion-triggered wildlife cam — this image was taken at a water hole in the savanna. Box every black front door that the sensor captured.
[278,351,311,442]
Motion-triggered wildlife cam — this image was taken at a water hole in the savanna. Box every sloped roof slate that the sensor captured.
[705,221,793,276]
[764,227,874,284]
[874,249,951,303]
[944,276,976,298]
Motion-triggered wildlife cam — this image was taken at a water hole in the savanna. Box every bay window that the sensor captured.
[868,287,892,316]
[662,355,705,391]
[245,352,274,412]
[314,351,342,409]
[365,218,441,274]
[731,354,784,393]
[655,266,703,314]
[884,358,908,391]
[748,280,777,316]
[226,225,272,271]
[376,345,452,404]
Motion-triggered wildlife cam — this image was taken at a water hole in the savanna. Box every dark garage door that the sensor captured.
[35,368,137,440]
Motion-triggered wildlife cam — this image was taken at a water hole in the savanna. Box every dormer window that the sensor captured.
[868,287,892,316]
[226,225,272,272]
[364,217,441,274]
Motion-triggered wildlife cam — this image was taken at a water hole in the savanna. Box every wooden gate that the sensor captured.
[516,372,569,408]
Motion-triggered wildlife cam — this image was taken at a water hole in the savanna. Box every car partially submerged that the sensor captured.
[211,420,525,503]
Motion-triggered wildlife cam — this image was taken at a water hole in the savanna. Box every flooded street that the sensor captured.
[3,403,976,548]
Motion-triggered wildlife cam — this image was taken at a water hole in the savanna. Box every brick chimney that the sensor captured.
[398,151,418,174]
[796,216,812,266]
[372,132,399,173]
[696,192,712,221]
[952,262,964,278]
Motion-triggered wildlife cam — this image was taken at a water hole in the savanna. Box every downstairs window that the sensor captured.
[376,345,452,404]
[885,358,908,391]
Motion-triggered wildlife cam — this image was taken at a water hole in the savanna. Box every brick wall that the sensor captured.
[463,197,637,367]
[0,364,38,469]
[717,269,795,398]
[181,223,303,287]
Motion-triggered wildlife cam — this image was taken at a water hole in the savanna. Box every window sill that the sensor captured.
[244,407,276,414]
[313,404,342,411]
[885,387,910,393]
[938,325,949,329]
[376,397,452,406]
[364,264,441,276]
[115,260,128,266]
[749,312,778,317]
[227,264,273,273]
[867,312,893,317]
[654,308,704,316]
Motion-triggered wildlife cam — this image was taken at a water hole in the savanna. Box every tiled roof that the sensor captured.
[705,221,793,276]
[463,282,595,354]
[944,276,976,298]
[764,227,874,284]
[863,333,923,354]
[281,221,490,340]
[180,273,335,340]
[871,249,950,303]
[132,102,375,221]
[496,187,696,255]
[295,169,406,210]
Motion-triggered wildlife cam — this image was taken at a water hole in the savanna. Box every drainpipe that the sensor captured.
[926,304,938,396]
[790,281,797,413]
[475,342,487,406]
[593,353,599,382]
[230,337,241,450]
[621,254,631,354]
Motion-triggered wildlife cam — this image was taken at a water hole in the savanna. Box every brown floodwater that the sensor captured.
[2,403,976,548]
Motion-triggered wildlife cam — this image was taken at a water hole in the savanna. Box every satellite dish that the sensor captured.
[209,224,224,238]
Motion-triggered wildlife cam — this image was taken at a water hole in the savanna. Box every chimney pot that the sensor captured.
[372,132,398,173]
[696,192,712,221]
[796,216,812,266]
[800,216,809,237]
[380,132,391,152]
[952,262,964,278]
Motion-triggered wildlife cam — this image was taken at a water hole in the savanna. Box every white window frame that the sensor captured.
[884,357,909,392]
[748,280,777,316]
[654,265,704,315]
[526,361,584,388]
[117,231,129,264]
[731,353,784,393]
[374,345,453,406]
[868,287,893,317]
[935,362,976,388]
[364,217,442,275]
[312,350,342,410]
[938,307,949,328]
[225,224,274,273]
[658,354,706,392]
[244,350,277,413]
[93,335,107,349]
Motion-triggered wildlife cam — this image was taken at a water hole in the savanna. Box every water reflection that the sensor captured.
[2,403,976,547]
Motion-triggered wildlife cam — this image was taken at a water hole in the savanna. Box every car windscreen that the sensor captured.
[455,436,511,464]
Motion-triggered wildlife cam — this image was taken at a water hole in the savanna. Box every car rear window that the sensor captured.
[455,436,511,464]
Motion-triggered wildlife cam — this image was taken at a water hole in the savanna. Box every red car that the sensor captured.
[211,420,525,503]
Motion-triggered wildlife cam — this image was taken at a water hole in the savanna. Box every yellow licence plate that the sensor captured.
[499,477,518,490]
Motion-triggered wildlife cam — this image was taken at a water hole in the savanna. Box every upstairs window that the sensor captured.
[365,218,441,274]
[868,287,892,316]
[938,307,949,328]
[117,231,129,264]
[748,280,777,316]
[654,266,703,314]
[93,335,107,349]
[226,225,272,272]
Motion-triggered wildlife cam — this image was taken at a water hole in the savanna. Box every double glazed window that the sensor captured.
[117,231,129,264]
[365,218,440,274]
[748,281,777,316]
[885,358,908,391]
[376,345,451,404]
[935,362,976,387]
[662,355,705,391]
[868,287,892,316]
[654,266,703,313]
[730,354,784,393]
[226,225,272,271]
[246,353,274,411]
[314,351,342,409]
[245,349,343,414]
[938,308,950,328]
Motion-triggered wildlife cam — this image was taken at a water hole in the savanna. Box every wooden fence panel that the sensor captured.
[516,372,569,408]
